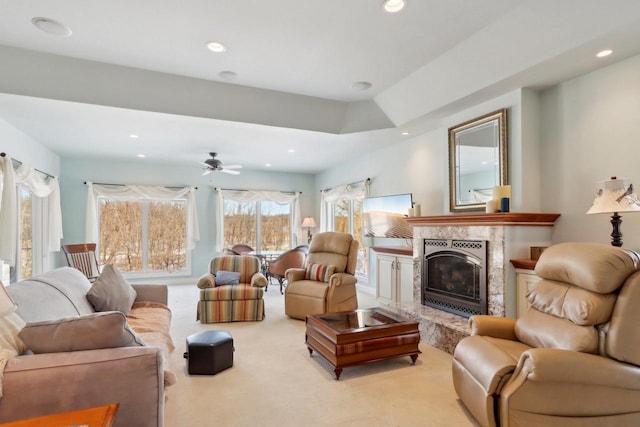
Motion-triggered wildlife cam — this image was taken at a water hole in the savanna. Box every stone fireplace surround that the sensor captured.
[376,213,560,354]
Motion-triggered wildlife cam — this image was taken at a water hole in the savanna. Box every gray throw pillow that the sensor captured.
[215,271,241,286]
[86,264,137,315]
[18,311,145,354]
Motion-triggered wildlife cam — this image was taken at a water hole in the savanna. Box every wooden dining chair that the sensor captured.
[62,243,101,282]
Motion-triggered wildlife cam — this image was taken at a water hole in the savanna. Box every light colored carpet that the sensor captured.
[164,282,479,427]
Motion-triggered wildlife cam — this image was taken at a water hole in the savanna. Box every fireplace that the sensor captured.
[422,239,488,318]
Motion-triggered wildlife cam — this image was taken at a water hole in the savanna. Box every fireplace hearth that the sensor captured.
[422,239,488,317]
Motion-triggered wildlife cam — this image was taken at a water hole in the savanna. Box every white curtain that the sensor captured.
[320,179,370,231]
[0,156,63,266]
[215,188,301,252]
[86,183,200,250]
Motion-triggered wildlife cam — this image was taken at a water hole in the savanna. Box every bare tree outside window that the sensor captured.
[19,188,32,279]
[329,197,367,276]
[223,200,257,249]
[223,199,292,251]
[99,198,188,273]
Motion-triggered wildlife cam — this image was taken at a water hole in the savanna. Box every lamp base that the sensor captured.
[610,212,623,247]
[307,230,313,244]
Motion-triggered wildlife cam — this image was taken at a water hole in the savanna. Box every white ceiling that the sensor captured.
[1,0,640,173]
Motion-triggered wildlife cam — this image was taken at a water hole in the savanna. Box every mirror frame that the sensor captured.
[448,109,508,212]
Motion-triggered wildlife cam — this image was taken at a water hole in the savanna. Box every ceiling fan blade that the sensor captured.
[199,161,210,167]
[221,168,240,175]
[224,164,242,169]
[202,169,212,176]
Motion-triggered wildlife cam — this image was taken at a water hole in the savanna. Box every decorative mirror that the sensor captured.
[448,109,508,212]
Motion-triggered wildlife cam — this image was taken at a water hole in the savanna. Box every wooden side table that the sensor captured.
[0,403,119,427]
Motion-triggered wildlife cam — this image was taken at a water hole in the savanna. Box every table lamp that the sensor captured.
[586,177,640,247]
[301,217,317,244]
[0,282,17,318]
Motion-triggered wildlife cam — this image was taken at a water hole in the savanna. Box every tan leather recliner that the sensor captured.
[284,232,359,320]
[452,242,640,427]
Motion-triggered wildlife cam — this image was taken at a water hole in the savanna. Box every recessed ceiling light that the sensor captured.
[288,149,295,153]
[402,132,409,136]
[265,163,272,167]
[31,17,72,37]
[206,41,227,53]
[218,70,237,81]
[596,49,613,58]
[129,134,139,139]
[137,154,145,158]
[383,0,406,13]
[350,81,372,91]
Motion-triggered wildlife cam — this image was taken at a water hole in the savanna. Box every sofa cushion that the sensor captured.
[200,285,264,301]
[87,264,137,315]
[534,242,638,293]
[515,308,599,353]
[18,311,145,354]
[8,267,95,322]
[527,279,617,326]
[305,263,336,282]
[215,271,241,286]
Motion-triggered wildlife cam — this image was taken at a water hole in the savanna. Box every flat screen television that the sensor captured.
[362,193,413,238]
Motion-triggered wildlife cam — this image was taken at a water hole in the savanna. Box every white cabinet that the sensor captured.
[376,253,414,305]
[516,268,542,317]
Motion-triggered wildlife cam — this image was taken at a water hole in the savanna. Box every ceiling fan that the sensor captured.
[200,152,242,175]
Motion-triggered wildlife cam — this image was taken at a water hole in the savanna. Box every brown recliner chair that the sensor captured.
[284,232,359,320]
[452,242,640,427]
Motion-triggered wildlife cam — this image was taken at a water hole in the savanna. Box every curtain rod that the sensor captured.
[1,152,56,179]
[217,187,299,194]
[320,177,370,193]
[84,181,197,190]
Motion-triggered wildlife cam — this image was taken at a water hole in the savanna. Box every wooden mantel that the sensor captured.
[406,212,560,227]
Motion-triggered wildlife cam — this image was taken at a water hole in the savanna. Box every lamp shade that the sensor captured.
[586,178,640,214]
[301,217,317,228]
[0,282,17,318]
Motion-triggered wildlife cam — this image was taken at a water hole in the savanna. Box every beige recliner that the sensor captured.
[452,242,640,427]
[284,232,359,320]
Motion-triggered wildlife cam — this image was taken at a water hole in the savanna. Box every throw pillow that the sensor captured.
[87,264,137,315]
[215,271,241,286]
[197,273,216,289]
[0,311,28,397]
[305,263,337,283]
[18,311,145,354]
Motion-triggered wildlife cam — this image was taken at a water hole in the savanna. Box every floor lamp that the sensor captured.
[586,177,640,247]
[301,217,317,244]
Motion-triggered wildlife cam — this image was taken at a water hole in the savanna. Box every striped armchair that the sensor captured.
[196,255,267,323]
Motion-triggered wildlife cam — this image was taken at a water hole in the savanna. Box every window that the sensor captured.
[223,199,292,251]
[13,186,47,282]
[216,189,301,252]
[98,197,189,276]
[321,179,369,278]
[325,196,367,276]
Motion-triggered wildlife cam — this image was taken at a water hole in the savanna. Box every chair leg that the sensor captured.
[278,276,285,294]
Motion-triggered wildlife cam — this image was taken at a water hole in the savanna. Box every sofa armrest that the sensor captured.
[132,284,168,305]
[0,347,165,427]
[469,315,517,340]
[250,272,268,287]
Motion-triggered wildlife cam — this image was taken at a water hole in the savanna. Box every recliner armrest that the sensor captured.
[470,315,517,340]
[251,272,268,287]
[285,268,305,283]
[328,272,357,287]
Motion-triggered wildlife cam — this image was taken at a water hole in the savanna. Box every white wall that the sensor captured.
[0,119,60,175]
[540,53,640,249]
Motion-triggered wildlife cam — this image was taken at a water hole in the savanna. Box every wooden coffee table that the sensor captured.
[305,307,421,379]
